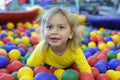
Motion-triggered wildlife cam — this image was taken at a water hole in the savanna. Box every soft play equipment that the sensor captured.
[86,15,120,29]
[0,8,39,25]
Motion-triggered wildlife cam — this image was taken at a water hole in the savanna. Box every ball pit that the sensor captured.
[1,14,120,80]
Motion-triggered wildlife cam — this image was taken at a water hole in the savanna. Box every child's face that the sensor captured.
[44,13,73,48]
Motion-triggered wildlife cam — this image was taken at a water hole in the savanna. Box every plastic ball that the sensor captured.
[49,74,58,80]
[94,62,107,73]
[112,34,120,43]
[107,51,117,60]
[109,59,120,70]
[17,67,34,79]
[80,72,94,80]
[98,43,107,51]
[96,74,110,80]
[17,43,27,50]
[97,36,104,42]
[30,36,39,45]
[0,56,8,68]
[111,71,120,80]
[34,66,49,75]
[90,36,97,42]
[0,48,7,55]
[91,67,100,78]
[8,49,21,60]
[25,22,32,28]
[0,41,4,46]
[17,22,23,27]
[84,32,90,38]
[116,65,120,71]
[105,36,112,42]
[84,52,92,59]
[7,22,14,29]
[88,41,96,47]
[54,69,64,80]
[19,75,34,80]
[34,72,50,80]
[105,69,114,79]
[62,69,78,80]
[0,68,9,73]
[116,42,120,49]
[11,71,18,80]
[117,53,120,60]
[7,60,23,73]
[0,73,14,80]
[18,48,26,56]
[21,36,30,45]
[0,33,8,38]
[1,44,11,52]
[106,41,115,47]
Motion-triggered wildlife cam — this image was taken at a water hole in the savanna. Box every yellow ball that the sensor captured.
[25,22,32,28]
[33,23,39,29]
[8,36,14,42]
[17,22,23,28]
[0,41,4,46]
[17,67,34,79]
[81,44,87,49]
[99,27,105,32]
[90,30,98,37]
[54,69,65,80]
[7,31,13,36]
[88,41,96,47]
[21,36,30,45]
[31,32,39,38]
[105,69,115,79]
[14,38,22,44]
[98,43,107,51]
[19,75,34,80]
[8,49,21,60]
[111,71,120,80]
[7,22,14,29]
[117,53,120,60]
[0,49,7,55]
[106,41,115,47]
[112,35,120,43]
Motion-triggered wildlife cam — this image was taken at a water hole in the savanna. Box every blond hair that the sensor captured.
[38,7,83,49]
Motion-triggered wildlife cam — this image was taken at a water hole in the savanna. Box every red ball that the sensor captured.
[111,30,117,35]
[0,52,8,58]
[91,67,100,78]
[97,53,108,61]
[80,72,94,80]
[97,36,104,42]
[14,29,21,36]
[3,37,11,44]
[87,56,98,67]
[6,60,23,73]
[0,73,14,80]
[30,36,39,45]
[33,66,49,75]
[116,66,120,71]
[17,43,27,50]
[0,68,9,74]
[96,74,110,80]
[90,36,97,42]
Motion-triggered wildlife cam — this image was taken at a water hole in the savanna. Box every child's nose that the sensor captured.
[51,28,58,34]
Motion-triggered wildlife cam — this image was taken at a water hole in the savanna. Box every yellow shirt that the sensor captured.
[27,40,91,73]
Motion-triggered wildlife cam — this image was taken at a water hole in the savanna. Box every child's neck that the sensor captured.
[51,45,67,56]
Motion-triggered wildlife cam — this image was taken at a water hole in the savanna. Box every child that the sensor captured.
[27,7,91,74]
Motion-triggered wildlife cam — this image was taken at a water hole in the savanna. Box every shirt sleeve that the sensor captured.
[27,40,44,67]
[74,48,91,73]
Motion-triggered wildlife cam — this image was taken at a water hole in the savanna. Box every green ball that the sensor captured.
[84,32,90,38]
[11,71,18,80]
[62,69,78,80]
[107,51,117,60]
[116,43,120,49]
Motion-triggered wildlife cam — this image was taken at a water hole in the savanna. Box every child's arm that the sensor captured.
[74,48,92,73]
[27,40,45,67]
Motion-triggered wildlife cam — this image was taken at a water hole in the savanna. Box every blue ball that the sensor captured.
[1,45,10,52]
[109,46,117,51]
[0,33,7,38]
[94,62,107,73]
[18,48,26,56]
[49,74,57,80]
[105,36,112,42]
[0,56,8,68]
[6,42,15,45]
[82,38,90,45]
[1,24,6,30]
[109,59,120,70]
[84,52,92,59]
[34,72,50,80]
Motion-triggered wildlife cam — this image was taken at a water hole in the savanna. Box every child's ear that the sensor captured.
[69,32,73,39]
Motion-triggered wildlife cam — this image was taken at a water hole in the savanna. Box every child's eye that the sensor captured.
[46,25,53,29]
[59,26,65,29]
